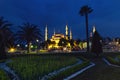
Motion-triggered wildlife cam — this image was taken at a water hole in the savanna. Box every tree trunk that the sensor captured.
[27,42,31,53]
[85,13,89,53]
[0,44,7,60]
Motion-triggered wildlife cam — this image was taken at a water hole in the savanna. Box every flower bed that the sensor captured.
[106,56,120,66]
[0,69,10,80]
[7,55,78,80]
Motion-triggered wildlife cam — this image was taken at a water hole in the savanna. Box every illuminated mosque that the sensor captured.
[45,25,72,49]
[44,24,96,51]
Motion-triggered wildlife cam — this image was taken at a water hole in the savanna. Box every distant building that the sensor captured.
[50,33,65,48]
[45,25,72,49]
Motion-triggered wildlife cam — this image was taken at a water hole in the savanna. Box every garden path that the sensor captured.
[71,55,120,80]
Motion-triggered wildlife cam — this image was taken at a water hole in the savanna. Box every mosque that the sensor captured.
[44,24,96,51]
[45,25,72,50]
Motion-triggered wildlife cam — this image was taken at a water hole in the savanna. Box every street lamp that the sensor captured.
[17,44,20,47]
[36,39,39,42]
[25,44,28,47]
[36,39,39,53]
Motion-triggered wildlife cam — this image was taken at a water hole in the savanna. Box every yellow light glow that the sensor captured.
[31,45,33,48]
[67,43,71,47]
[48,45,53,49]
[40,49,48,53]
[8,48,16,53]
[83,42,87,48]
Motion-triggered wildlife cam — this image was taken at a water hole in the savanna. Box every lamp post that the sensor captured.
[17,44,20,53]
[36,39,39,53]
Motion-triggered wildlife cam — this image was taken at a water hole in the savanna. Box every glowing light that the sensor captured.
[39,49,48,53]
[17,44,20,47]
[25,45,28,47]
[31,45,33,48]
[36,39,39,42]
[83,42,87,48]
[45,25,48,41]
[93,25,96,33]
[8,48,16,53]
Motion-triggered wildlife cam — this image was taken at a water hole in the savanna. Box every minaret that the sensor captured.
[54,28,55,35]
[70,29,72,40]
[45,25,48,41]
[65,25,68,40]
[93,25,96,33]
[90,32,92,37]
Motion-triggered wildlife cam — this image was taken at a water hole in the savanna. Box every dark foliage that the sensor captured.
[16,23,43,53]
[91,31,103,56]
[0,17,14,60]
[69,39,74,48]
[79,5,93,16]
[79,5,93,53]
[58,38,68,47]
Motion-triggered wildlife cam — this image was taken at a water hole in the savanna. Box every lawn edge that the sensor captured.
[63,62,95,80]
[102,58,120,67]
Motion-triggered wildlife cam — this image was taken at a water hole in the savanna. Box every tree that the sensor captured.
[69,39,74,48]
[16,23,42,53]
[0,17,14,60]
[76,39,81,45]
[44,39,51,49]
[91,31,103,56]
[79,5,93,53]
[58,38,67,47]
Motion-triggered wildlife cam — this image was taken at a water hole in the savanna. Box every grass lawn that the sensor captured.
[106,54,120,66]
[97,67,120,80]
[7,55,79,80]
[98,54,120,80]
[0,69,10,80]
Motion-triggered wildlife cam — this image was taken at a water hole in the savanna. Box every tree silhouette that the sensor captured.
[58,38,67,47]
[0,17,14,60]
[44,39,52,49]
[69,39,74,48]
[91,31,103,56]
[79,5,93,53]
[16,23,42,53]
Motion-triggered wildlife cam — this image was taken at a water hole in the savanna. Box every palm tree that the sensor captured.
[79,5,93,53]
[0,17,13,60]
[16,23,42,53]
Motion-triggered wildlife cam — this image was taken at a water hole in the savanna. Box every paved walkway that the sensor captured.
[71,56,120,80]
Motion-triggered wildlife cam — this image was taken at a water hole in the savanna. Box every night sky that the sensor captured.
[0,0,120,39]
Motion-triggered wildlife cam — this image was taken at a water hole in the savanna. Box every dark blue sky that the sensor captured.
[0,0,120,39]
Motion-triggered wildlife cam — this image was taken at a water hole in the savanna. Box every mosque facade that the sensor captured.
[45,25,72,50]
